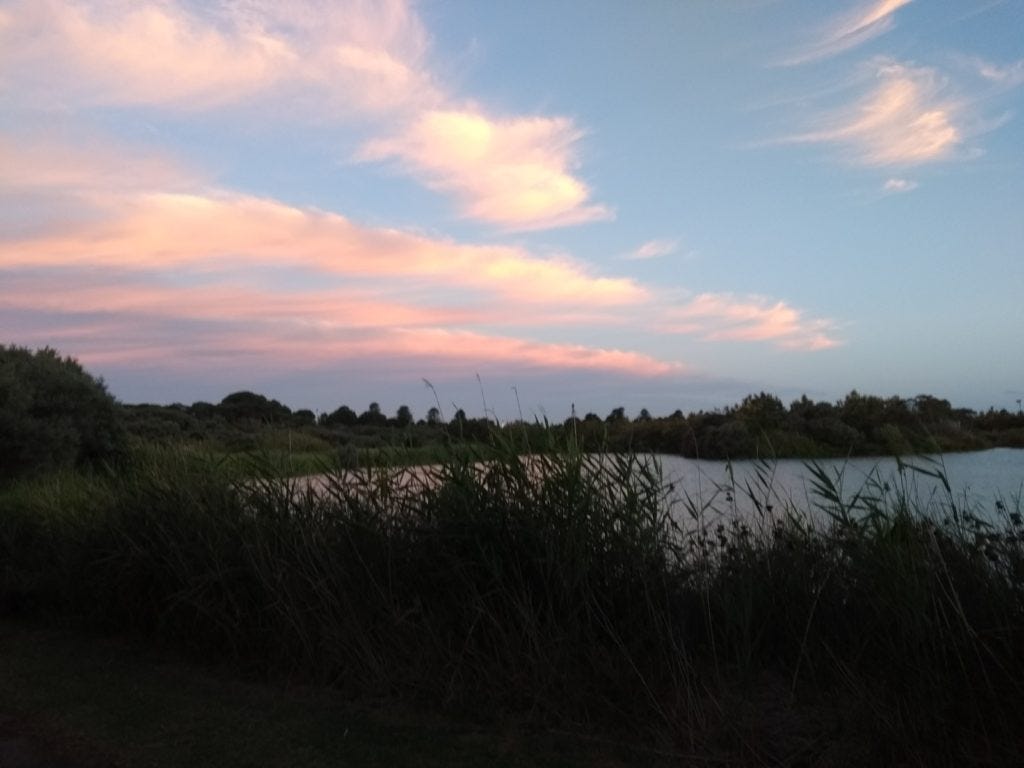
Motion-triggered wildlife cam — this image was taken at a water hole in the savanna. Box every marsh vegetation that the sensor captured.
[3,345,1024,764]
[3,443,1023,764]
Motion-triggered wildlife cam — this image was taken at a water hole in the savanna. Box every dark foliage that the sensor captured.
[0,345,125,479]
[2,446,1023,764]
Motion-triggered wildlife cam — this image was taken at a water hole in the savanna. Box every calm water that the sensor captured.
[655,448,1024,525]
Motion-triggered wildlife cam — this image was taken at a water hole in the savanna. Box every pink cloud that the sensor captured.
[8,294,681,379]
[2,255,680,378]
[789,59,962,167]
[0,0,439,114]
[663,293,841,350]
[364,329,682,376]
[0,275,479,330]
[0,189,643,307]
[0,130,839,396]
[0,133,685,384]
[358,109,613,230]
[0,134,199,193]
[2,1,608,231]
[2,0,291,107]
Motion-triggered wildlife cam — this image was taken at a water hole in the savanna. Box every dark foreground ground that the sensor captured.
[0,616,674,768]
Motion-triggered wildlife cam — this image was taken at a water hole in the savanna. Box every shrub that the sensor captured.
[0,345,125,479]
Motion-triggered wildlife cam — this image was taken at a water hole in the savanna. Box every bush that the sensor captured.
[0,345,125,479]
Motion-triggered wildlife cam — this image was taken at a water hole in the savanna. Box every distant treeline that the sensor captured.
[123,389,1024,460]
[5,343,1023,476]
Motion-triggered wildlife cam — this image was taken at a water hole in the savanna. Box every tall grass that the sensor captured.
[1,439,1022,765]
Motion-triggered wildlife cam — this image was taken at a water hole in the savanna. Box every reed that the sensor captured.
[1,438,1022,765]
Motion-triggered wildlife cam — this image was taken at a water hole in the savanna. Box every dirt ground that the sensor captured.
[0,712,121,768]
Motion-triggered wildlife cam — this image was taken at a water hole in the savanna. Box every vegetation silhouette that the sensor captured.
[117,385,1024,467]
[2,346,1024,764]
[0,344,125,478]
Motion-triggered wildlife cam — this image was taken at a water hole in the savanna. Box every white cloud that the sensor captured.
[0,190,640,307]
[0,131,840,386]
[0,133,639,309]
[625,239,678,261]
[882,177,918,193]
[662,293,840,351]
[0,129,664,378]
[971,57,1024,88]
[0,0,440,114]
[0,0,609,231]
[788,59,962,167]
[358,109,612,230]
[784,0,912,65]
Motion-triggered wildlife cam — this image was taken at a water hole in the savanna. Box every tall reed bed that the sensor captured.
[1,441,1022,765]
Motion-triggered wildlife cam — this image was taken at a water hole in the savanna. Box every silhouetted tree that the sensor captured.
[839,390,887,435]
[912,394,954,423]
[395,405,413,427]
[789,394,834,422]
[0,345,125,478]
[292,409,316,426]
[218,391,291,426]
[737,392,786,433]
[322,405,357,427]
[189,401,218,421]
[359,402,387,426]
[700,420,756,459]
[606,406,627,423]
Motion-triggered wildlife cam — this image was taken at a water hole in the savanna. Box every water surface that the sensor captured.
[656,448,1024,526]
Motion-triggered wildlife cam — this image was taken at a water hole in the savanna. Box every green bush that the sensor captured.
[0,345,125,479]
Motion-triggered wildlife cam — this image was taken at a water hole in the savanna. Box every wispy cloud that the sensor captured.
[0,133,632,305]
[784,0,912,65]
[969,57,1024,88]
[787,59,962,167]
[0,131,661,379]
[882,177,918,193]
[0,0,608,231]
[0,190,641,307]
[624,239,678,261]
[0,134,200,193]
[2,274,681,378]
[358,109,612,230]
[0,0,439,114]
[8,315,684,379]
[662,293,841,351]
[0,131,838,384]
[0,272,481,330]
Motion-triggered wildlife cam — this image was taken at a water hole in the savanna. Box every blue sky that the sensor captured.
[1,0,1022,420]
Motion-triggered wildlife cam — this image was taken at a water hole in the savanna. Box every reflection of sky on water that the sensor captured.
[657,448,1024,528]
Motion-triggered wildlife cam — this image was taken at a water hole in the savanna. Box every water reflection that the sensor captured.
[657,447,1024,527]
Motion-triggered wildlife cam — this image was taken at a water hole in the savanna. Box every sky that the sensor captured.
[1,0,1022,421]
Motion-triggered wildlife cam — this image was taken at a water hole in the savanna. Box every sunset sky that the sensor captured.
[2,0,1022,420]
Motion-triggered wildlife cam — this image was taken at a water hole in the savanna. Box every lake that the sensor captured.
[656,447,1024,526]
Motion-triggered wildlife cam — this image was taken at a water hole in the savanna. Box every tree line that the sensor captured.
[120,386,1024,460]
[3,344,1024,480]
[577,391,1024,459]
